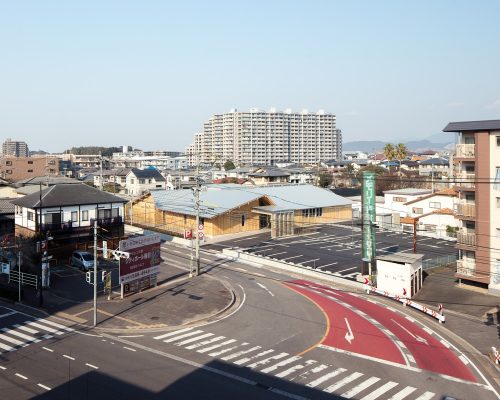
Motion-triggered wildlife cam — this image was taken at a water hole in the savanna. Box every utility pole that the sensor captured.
[99,154,104,191]
[18,250,21,302]
[93,220,98,326]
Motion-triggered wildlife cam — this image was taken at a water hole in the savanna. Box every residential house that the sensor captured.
[11,183,127,243]
[383,188,432,219]
[125,168,166,196]
[418,158,450,178]
[247,168,290,185]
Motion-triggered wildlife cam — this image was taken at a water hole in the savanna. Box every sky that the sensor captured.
[1,0,500,153]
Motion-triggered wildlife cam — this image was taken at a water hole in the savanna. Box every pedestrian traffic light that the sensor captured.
[86,271,94,284]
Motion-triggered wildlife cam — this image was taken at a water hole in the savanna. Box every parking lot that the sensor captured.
[206,223,457,280]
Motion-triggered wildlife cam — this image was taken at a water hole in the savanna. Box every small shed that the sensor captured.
[376,252,423,298]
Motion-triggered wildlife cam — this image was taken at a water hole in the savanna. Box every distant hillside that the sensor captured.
[343,138,453,153]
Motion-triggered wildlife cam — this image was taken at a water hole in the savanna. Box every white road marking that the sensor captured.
[391,319,428,345]
[324,371,363,393]
[0,311,16,318]
[221,346,261,361]
[318,262,338,268]
[360,381,399,400]
[0,365,6,370]
[414,392,436,400]
[15,373,28,379]
[276,360,316,378]
[86,363,99,369]
[234,267,248,272]
[256,282,274,297]
[260,355,301,373]
[293,363,328,381]
[185,336,226,350]
[118,335,144,338]
[459,354,469,364]
[440,339,450,348]
[388,386,417,399]
[246,352,290,369]
[38,318,74,332]
[123,346,136,352]
[281,255,303,261]
[0,342,14,351]
[163,330,204,343]
[266,252,287,257]
[42,347,54,352]
[0,333,26,347]
[407,354,416,364]
[154,327,193,340]
[176,333,214,347]
[37,383,51,390]
[233,349,274,365]
[307,367,346,388]
[2,328,38,343]
[26,321,62,334]
[198,339,238,354]
[334,267,358,274]
[298,258,320,265]
[63,355,75,360]
[344,318,354,344]
[341,376,381,398]
[14,325,38,334]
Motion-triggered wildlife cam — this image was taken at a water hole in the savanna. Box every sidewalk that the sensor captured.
[17,259,235,333]
[413,266,499,355]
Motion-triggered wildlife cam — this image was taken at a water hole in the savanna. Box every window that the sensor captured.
[27,169,33,173]
[6,170,12,174]
[497,198,500,208]
[241,215,246,226]
[49,160,55,165]
[71,211,78,222]
[6,161,11,166]
[497,228,500,239]
[139,179,145,184]
[27,211,34,221]
[130,178,135,184]
[425,224,437,232]
[495,167,500,191]
[15,206,22,215]
[81,210,89,221]
[27,161,33,164]
[393,197,407,202]
[429,202,441,209]
[497,136,500,147]
[412,207,423,214]
[112,208,119,217]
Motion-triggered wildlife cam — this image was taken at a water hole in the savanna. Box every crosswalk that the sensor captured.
[153,327,436,399]
[0,313,74,354]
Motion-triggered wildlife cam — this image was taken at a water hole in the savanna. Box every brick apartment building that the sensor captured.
[0,156,60,181]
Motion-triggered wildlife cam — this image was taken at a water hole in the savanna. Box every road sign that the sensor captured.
[198,231,204,240]
[198,224,204,231]
[184,230,193,239]
[102,240,108,259]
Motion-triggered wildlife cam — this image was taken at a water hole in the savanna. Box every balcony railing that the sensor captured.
[457,231,476,247]
[40,222,73,233]
[456,202,476,218]
[90,216,123,227]
[456,260,476,276]
[455,144,475,158]
[455,173,475,188]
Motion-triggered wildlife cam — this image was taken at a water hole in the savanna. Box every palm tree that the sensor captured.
[395,143,408,175]
[383,143,395,172]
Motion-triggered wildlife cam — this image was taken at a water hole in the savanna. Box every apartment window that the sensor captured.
[393,197,407,202]
[49,160,55,165]
[139,179,145,184]
[81,210,89,221]
[241,215,246,226]
[6,170,12,174]
[495,167,500,191]
[6,161,11,166]
[497,136,500,147]
[26,211,34,221]
[429,202,441,209]
[497,197,500,208]
[130,178,135,184]
[71,211,78,222]
[27,169,33,173]
[412,207,423,214]
[27,161,33,164]
[15,206,22,215]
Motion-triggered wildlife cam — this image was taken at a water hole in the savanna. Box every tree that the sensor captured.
[395,143,408,175]
[383,143,396,172]
[224,160,236,171]
[319,173,333,187]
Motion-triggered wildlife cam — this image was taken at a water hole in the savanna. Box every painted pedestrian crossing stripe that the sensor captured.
[0,313,74,354]
[153,327,436,399]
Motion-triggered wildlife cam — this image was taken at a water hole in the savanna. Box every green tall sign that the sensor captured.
[362,171,376,263]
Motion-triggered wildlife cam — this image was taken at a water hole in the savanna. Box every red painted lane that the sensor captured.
[291,280,477,382]
[284,282,405,365]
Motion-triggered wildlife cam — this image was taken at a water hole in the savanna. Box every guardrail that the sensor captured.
[422,254,457,270]
[9,270,38,289]
[365,285,445,323]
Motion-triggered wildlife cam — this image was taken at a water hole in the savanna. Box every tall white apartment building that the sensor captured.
[187,108,341,166]
[2,138,29,157]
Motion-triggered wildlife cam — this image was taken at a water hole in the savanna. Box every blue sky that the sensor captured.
[1,1,499,152]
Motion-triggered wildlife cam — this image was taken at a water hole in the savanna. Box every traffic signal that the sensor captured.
[86,271,94,284]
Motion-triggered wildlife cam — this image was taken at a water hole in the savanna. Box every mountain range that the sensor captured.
[343,134,453,153]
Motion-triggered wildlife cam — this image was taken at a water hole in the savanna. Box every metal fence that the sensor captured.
[9,270,38,289]
[422,254,457,271]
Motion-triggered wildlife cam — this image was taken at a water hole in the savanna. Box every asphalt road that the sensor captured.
[206,223,457,280]
[0,242,497,400]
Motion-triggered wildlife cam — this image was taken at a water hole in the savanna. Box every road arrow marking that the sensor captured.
[391,319,428,345]
[344,318,354,344]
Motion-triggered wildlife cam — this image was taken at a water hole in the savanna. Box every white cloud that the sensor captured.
[486,99,500,110]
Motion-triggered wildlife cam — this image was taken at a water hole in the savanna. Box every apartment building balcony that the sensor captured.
[456,260,476,276]
[456,201,476,218]
[455,144,475,159]
[454,173,475,189]
[456,231,476,247]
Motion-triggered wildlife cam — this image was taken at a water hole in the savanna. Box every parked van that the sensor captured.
[71,251,96,270]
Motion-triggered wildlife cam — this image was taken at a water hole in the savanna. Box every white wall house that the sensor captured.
[383,188,432,217]
[125,168,166,196]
